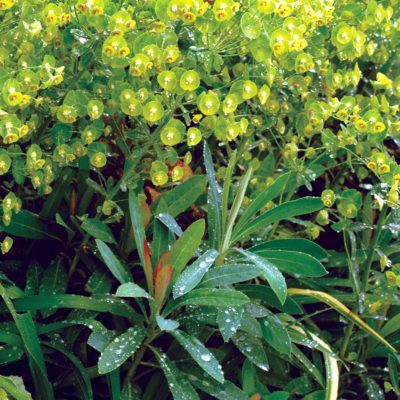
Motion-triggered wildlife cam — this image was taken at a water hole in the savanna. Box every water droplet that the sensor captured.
[201,354,211,362]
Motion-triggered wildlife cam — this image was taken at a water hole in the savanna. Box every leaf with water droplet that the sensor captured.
[151,347,200,400]
[261,312,291,356]
[98,326,146,374]
[232,331,269,371]
[217,306,243,342]
[237,249,287,305]
[173,249,219,299]
[171,330,224,383]
[199,264,262,288]
[164,288,249,314]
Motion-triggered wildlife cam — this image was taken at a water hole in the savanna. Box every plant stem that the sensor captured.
[339,204,388,359]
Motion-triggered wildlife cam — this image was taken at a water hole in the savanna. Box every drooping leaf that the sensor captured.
[232,331,269,371]
[151,347,200,400]
[261,312,292,356]
[98,326,146,374]
[237,249,287,305]
[171,330,224,383]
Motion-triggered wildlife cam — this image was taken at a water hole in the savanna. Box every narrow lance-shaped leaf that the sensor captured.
[232,331,269,371]
[151,347,200,400]
[96,240,131,284]
[154,252,173,312]
[98,326,146,374]
[170,219,205,283]
[164,289,249,316]
[171,330,224,383]
[232,197,324,243]
[234,172,291,235]
[173,249,219,299]
[237,249,287,305]
[82,219,116,243]
[288,289,400,360]
[129,190,153,294]
[261,312,292,357]
[204,142,223,249]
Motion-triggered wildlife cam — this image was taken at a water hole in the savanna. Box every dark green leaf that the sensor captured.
[261,312,291,356]
[162,176,207,217]
[251,250,327,277]
[171,330,224,383]
[96,240,131,284]
[82,219,115,243]
[233,331,269,371]
[152,347,200,400]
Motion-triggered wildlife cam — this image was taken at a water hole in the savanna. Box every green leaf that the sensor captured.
[14,314,54,399]
[14,294,144,321]
[96,240,131,284]
[170,219,205,283]
[42,342,93,400]
[98,326,146,374]
[82,219,115,243]
[164,289,249,315]
[3,210,62,241]
[51,122,73,145]
[233,284,303,314]
[237,249,287,305]
[39,258,68,317]
[156,315,179,331]
[232,197,324,243]
[291,345,324,387]
[86,270,112,294]
[187,371,247,400]
[261,312,292,356]
[251,250,327,277]
[173,249,219,298]
[217,306,244,341]
[156,213,183,237]
[115,282,151,299]
[199,264,262,288]
[171,330,224,383]
[232,331,269,371]
[204,142,223,249]
[129,190,153,294]
[162,175,207,217]
[151,347,200,400]
[251,238,328,260]
[235,172,291,234]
